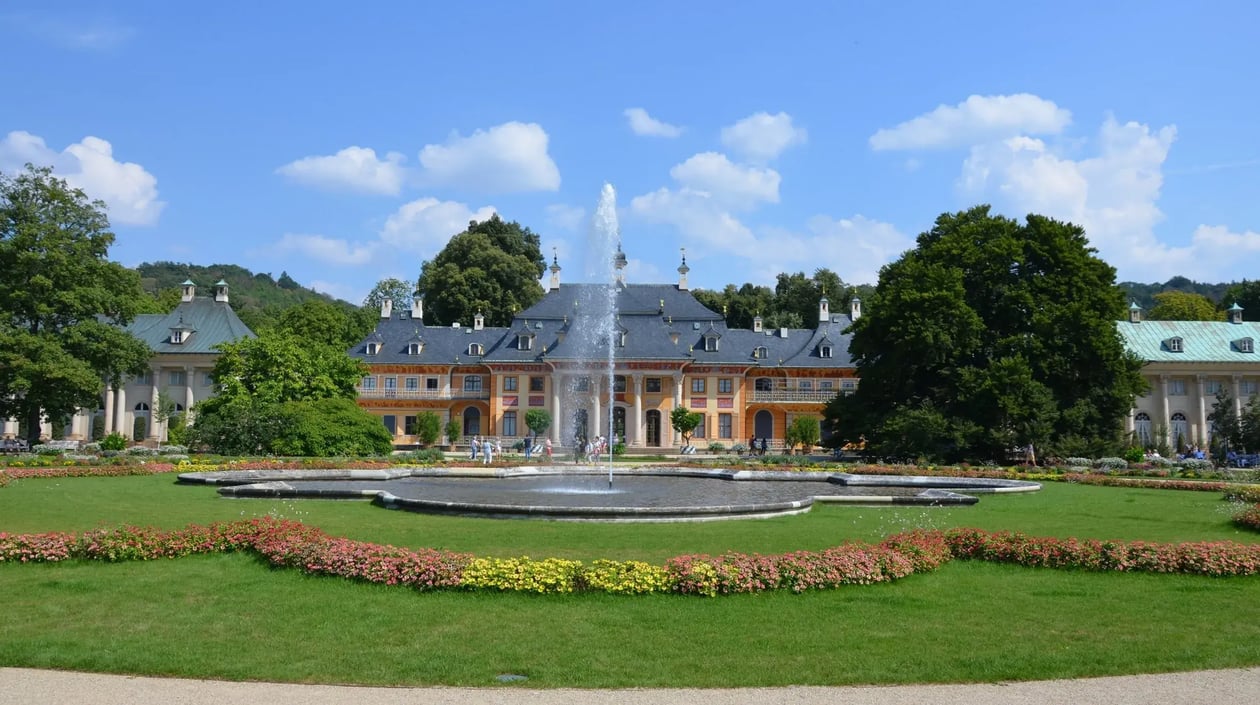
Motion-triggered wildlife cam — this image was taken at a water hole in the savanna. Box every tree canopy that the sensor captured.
[363,277,414,312]
[1146,290,1223,321]
[824,205,1146,463]
[692,269,872,330]
[0,164,153,444]
[414,214,546,327]
[1221,280,1260,320]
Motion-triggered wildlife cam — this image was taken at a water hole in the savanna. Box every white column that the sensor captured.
[672,374,683,445]
[592,392,601,443]
[148,367,161,442]
[103,386,115,435]
[551,375,563,444]
[1196,374,1208,447]
[631,375,643,448]
[1159,375,1171,447]
[184,366,196,425]
[2,418,17,438]
[115,386,128,439]
[1234,374,1244,418]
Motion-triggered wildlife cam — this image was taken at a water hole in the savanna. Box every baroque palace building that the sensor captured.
[1119,302,1260,449]
[350,253,859,450]
[2,279,255,442]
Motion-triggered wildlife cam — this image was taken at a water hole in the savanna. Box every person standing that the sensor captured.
[469,435,479,461]
[524,433,533,459]
[544,437,553,461]
[483,438,494,464]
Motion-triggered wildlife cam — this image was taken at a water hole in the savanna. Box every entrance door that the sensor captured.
[463,407,481,436]
[612,407,626,443]
[646,410,661,447]
[1170,412,1188,451]
[572,408,589,444]
[754,410,773,441]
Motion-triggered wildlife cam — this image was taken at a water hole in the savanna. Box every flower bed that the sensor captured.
[4,519,1258,596]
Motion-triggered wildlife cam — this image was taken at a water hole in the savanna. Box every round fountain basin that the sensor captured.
[177,467,1040,523]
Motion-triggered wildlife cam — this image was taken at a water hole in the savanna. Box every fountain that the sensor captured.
[176,184,1042,521]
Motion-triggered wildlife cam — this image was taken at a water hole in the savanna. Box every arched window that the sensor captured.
[467,343,484,356]
[1170,412,1189,450]
[754,346,768,359]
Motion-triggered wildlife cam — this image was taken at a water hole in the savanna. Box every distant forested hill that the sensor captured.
[134,261,360,333]
[1117,277,1237,309]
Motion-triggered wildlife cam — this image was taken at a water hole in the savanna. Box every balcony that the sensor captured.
[356,388,490,401]
[750,389,842,403]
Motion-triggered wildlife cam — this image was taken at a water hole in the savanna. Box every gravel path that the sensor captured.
[3,667,1257,705]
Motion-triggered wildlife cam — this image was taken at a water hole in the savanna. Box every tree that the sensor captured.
[1241,396,1260,453]
[269,398,393,457]
[415,411,442,447]
[363,277,414,311]
[415,214,546,327]
[276,299,373,349]
[670,407,702,447]
[0,165,153,445]
[525,409,552,437]
[1146,291,1223,321]
[1221,280,1260,319]
[825,206,1146,464]
[785,417,821,453]
[1207,389,1241,460]
[202,332,366,408]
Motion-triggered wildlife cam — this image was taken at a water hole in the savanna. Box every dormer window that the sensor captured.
[408,342,423,355]
[1167,337,1184,353]
[617,331,626,347]
[170,330,185,344]
[366,342,380,355]
[518,334,533,351]
[468,343,484,356]
[1239,337,1255,354]
[820,345,833,359]
[754,346,768,359]
[704,335,719,352]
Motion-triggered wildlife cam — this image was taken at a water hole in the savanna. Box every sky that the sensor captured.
[3,1,1260,305]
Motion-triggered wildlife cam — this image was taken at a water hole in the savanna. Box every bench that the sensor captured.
[0,438,30,454]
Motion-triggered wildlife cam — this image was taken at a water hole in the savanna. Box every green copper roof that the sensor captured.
[1117,319,1259,363]
[125,298,255,354]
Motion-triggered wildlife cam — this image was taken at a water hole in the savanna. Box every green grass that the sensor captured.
[1,473,1259,686]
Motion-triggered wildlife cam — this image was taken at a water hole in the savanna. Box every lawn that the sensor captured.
[1,472,1258,687]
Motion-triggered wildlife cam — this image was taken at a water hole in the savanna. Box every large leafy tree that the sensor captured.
[415,214,546,327]
[275,299,374,350]
[363,277,414,312]
[825,206,1146,463]
[1221,280,1260,320]
[1146,290,1223,321]
[0,165,152,445]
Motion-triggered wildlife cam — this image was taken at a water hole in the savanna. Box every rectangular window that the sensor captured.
[614,376,626,393]
[819,380,834,390]
[464,376,483,392]
[718,413,732,439]
[405,377,419,391]
[530,376,545,392]
[841,380,856,389]
[503,376,518,392]
[691,378,706,394]
[646,377,662,393]
[384,377,397,397]
[1169,380,1186,396]
[692,415,706,439]
[717,378,733,394]
[503,411,517,437]
[1204,380,1223,395]
[382,415,396,434]
[361,376,377,391]
[201,373,214,387]
[404,416,418,435]
[1243,380,1259,396]
[799,380,813,390]
[574,377,590,392]
[168,371,187,386]
[135,371,152,385]
[426,377,439,391]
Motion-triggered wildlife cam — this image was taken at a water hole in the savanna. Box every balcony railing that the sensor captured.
[356,388,490,401]
[750,389,842,403]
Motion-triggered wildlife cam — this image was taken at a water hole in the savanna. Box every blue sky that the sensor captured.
[3,1,1259,304]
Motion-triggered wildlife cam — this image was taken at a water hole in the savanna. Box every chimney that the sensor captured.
[677,248,690,291]
[753,315,763,333]
[474,312,484,330]
[214,279,229,303]
[779,327,789,339]
[180,280,196,303]
[380,298,393,319]
[818,296,830,323]
[1128,302,1142,324]
[1228,302,1244,324]
[412,295,423,322]
[850,296,861,321]
[549,249,562,291]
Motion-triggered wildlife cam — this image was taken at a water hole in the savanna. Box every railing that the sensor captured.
[355,388,490,401]
[750,390,841,403]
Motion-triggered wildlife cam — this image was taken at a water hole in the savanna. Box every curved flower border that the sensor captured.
[2,519,1258,596]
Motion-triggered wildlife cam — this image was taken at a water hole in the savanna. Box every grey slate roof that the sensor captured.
[125,298,256,354]
[350,283,858,371]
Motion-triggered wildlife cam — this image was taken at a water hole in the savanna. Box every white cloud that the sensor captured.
[273,233,376,265]
[276,146,406,195]
[624,108,683,137]
[870,93,1072,151]
[669,152,780,209]
[380,197,496,253]
[418,122,560,193]
[545,203,586,232]
[0,130,164,226]
[796,216,914,285]
[720,112,807,163]
[630,188,761,257]
[307,279,367,305]
[5,13,136,50]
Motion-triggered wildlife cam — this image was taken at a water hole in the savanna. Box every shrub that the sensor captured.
[730,443,748,454]
[1122,446,1144,463]
[415,411,442,447]
[100,433,128,452]
[31,445,65,456]
[444,419,461,445]
[269,398,394,457]
[708,442,727,453]
[158,444,188,455]
[1064,457,1091,468]
[1094,457,1128,471]
[1176,458,1213,473]
[401,448,446,465]
[81,442,101,453]
[126,446,157,456]
[1224,486,1260,503]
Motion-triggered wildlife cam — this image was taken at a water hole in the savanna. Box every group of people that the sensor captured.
[575,434,612,464]
[467,435,501,465]
[522,435,553,461]
[747,436,770,456]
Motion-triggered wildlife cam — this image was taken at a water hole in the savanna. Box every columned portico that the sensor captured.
[631,374,643,447]
[672,373,683,445]
[148,366,162,442]
[103,386,115,437]
[551,376,562,444]
[1159,375,1171,446]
